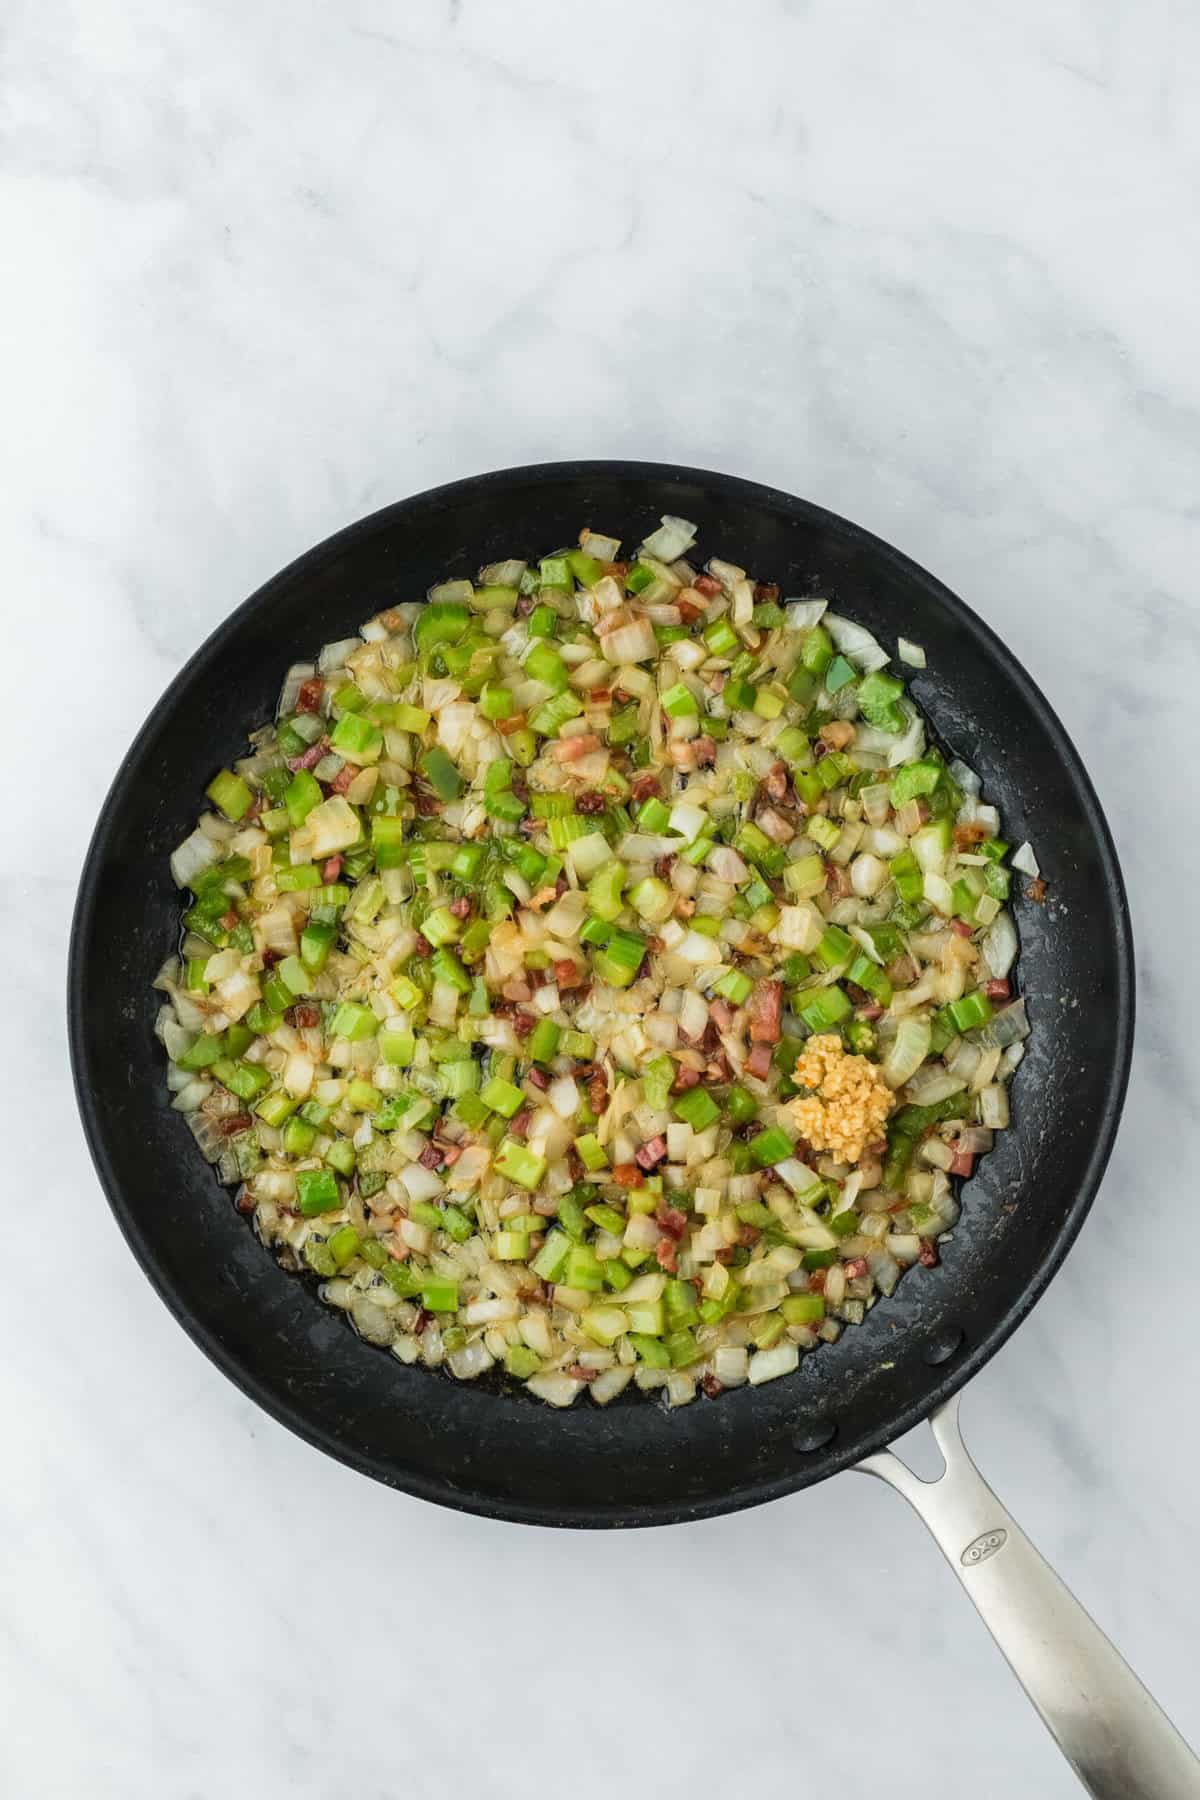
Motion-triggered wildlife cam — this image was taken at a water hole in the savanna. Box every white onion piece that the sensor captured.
[883,1015,932,1088]
[641,515,697,562]
[850,853,889,898]
[170,829,220,889]
[748,1344,800,1386]
[897,638,925,667]
[602,618,657,664]
[526,1373,582,1408]
[976,999,1030,1049]
[885,703,926,767]
[783,599,828,630]
[277,661,316,714]
[1012,841,1040,878]
[399,1163,443,1203]
[678,988,709,1041]
[824,612,890,673]
[318,638,361,673]
[980,910,1018,979]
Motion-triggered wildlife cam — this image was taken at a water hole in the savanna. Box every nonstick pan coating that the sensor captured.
[69,463,1133,1527]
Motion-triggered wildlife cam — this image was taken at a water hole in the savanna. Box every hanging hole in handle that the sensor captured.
[922,1326,965,1367]
[792,1419,837,1453]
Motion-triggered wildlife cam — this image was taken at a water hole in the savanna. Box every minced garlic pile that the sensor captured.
[790,1034,895,1164]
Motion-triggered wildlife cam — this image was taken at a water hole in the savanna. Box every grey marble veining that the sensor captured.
[5,2,1200,1795]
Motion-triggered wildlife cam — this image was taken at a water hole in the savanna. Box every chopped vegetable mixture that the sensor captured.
[156,516,1028,1408]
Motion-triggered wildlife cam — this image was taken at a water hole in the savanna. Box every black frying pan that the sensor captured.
[68,464,1198,1798]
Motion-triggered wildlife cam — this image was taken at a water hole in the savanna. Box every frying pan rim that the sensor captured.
[68,459,1135,1528]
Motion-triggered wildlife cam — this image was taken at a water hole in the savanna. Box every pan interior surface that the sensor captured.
[69,463,1133,1527]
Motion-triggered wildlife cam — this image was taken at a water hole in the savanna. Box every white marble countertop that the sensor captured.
[8,2,1200,1794]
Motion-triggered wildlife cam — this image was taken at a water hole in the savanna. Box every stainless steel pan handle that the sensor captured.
[857,1396,1200,1798]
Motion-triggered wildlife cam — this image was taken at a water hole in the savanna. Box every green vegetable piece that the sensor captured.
[673,1088,720,1132]
[493,1139,546,1190]
[797,985,852,1031]
[781,1293,826,1325]
[414,601,470,655]
[725,1084,759,1125]
[421,1277,459,1313]
[749,1125,795,1167]
[206,769,253,822]
[890,759,942,807]
[330,1001,378,1041]
[418,746,464,801]
[480,1076,524,1118]
[296,1168,341,1216]
[629,1333,671,1368]
[564,1243,605,1291]
[528,1019,561,1064]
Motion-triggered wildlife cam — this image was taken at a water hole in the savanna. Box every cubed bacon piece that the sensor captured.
[330,764,357,795]
[654,1236,678,1273]
[709,999,734,1032]
[554,958,585,990]
[554,733,601,762]
[948,1148,975,1178]
[449,897,473,919]
[630,773,660,806]
[748,980,783,1044]
[842,1257,868,1279]
[656,1204,688,1239]
[418,1144,443,1170]
[918,1238,940,1268]
[512,1010,536,1037]
[286,740,326,772]
[954,821,990,848]
[321,854,343,881]
[285,1003,321,1029]
[575,789,605,814]
[951,918,974,939]
[762,762,790,804]
[635,1135,668,1171]
[746,1042,773,1080]
[296,677,324,713]
[509,1108,534,1138]
[527,1067,549,1090]
[984,978,1011,1000]
[694,573,723,597]
[612,1162,642,1188]
[672,1065,701,1094]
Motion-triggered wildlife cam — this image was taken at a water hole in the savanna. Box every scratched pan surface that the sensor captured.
[69,462,1133,1528]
